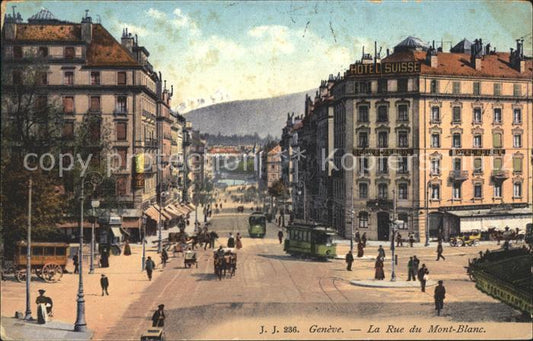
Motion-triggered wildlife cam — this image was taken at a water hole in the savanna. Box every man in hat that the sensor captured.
[36,289,53,324]
[278,230,284,244]
[100,274,109,296]
[145,256,156,281]
[345,250,354,271]
[434,280,446,316]
[152,304,166,327]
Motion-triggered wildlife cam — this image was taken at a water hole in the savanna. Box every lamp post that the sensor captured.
[141,215,147,271]
[74,177,87,332]
[24,178,33,321]
[390,189,398,282]
[425,181,431,246]
[89,200,100,274]
[157,187,167,254]
[350,185,354,253]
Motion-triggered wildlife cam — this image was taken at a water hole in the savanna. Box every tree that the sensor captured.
[268,179,288,198]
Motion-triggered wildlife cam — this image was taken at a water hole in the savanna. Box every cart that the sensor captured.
[140,328,165,341]
[184,251,198,268]
[13,241,69,282]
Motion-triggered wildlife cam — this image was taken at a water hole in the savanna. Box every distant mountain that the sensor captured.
[183,90,314,138]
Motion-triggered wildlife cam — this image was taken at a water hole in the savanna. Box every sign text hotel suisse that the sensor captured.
[349,61,421,75]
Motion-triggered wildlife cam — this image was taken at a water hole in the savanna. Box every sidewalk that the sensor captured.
[1,317,92,341]
[350,279,437,288]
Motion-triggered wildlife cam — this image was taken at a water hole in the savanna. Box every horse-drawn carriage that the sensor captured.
[11,241,69,282]
[184,251,198,268]
[213,248,237,280]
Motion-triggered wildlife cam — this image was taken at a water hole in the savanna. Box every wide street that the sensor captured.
[99,203,530,340]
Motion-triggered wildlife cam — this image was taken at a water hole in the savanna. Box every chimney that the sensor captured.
[81,9,93,43]
[510,39,525,73]
[121,28,134,52]
[471,39,482,70]
[426,46,438,68]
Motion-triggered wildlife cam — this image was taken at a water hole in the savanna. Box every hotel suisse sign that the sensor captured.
[349,61,421,75]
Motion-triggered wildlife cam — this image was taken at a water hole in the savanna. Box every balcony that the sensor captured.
[366,199,393,210]
[448,170,468,182]
[491,170,509,180]
[113,109,128,116]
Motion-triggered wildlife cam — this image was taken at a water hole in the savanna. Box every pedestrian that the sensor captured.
[396,233,403,247]
[357,241,364,258]
[236,232,243,249]
[72,253,79,274]
[362,232,367,247]
[100,248,109,268]
[151,304,166,327]
[434,280,446,316]
[227,233,235,248]
[407,257,414,281]
[418,264,429,292]
[209,231,218,249]
[345,250,354,271]
[409,233,415,247]
[377,245,385,259]
[145,256,156,281]
[374,256,385,280]
[355,230,361,244]
[36,289,53,324]
[161,248,169,268]
[278,230,284,244]
[100,274,109,296]
[436,241,445,261]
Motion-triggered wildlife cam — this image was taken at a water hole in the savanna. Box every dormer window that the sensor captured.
[64,47,75,59]
[38,47,48,57]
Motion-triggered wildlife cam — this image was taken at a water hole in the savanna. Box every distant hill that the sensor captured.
[183,90,314,138]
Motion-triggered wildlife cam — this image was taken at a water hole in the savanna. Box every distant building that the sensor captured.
[266,145,282,189]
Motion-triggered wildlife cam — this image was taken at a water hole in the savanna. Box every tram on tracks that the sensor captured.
[248,212,266,238]
[284,222,337,259]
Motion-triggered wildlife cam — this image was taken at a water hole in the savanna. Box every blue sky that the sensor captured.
[3,1,531,112]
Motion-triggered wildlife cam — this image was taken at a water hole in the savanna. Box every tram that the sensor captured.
[248,212,266,238]
[284,222,337,259]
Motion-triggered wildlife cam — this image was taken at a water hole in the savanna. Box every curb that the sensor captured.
[350,279,437,288]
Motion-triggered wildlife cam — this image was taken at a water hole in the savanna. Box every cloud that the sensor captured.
[111,20,149,37]
[248,25,295,54]
[146,8,165,20]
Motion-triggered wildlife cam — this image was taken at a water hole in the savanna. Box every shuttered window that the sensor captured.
[117,72,127,85]
[63,97,74,114]
[116,122,127,141]
[513,158,522,173]
[474,158,482,173]
[493,133,502,148]
[493,158,502,170]
[90,96,100,112]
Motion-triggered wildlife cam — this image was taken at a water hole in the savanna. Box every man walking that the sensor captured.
[362,233,367,247]
[418,264,429,292]
[407,257,414,281]
[151,304,166,327]
[161,248,169,268]
[436,241,445,261]
[396,233,403,247]
[278,230,284,244]
[145,256,156,281]
[72,254,79,274]
[377,245,386,259]
[345,250,354,271]
[434,280,446,316]
[412,255,420,280]
[409,233,415,248]
[100,274,109,296]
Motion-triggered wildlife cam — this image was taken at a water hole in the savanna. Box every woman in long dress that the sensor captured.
[374,256,385,280]
[236,232,243,249]
[357,241,364,258]
[123,240,132,256]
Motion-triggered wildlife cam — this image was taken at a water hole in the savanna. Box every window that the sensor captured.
[397,78,408,92]
[493,83,501,96]
[513,109,522,124]
[431,184,440,200]
[453,158,462,171]
[359,157,369,175]
[116,177,128,196]
[116,122,127,141]
[91,72,100,85]
[359,183,368,199]
[358,212,368,228]
[117,72,127,85]
[116,96,127,113]
[64,71,74,85]
[452,107,461,123]
[474,184,482,198]
[513,134,522,148]
[90,96,101,112]
[513,183,522,197]
[398,183,408,200]
[453,183,461,199]
[12,70,22,85]
[378,184,388,199]
[452,133,461,148]
[493,133,502,148]
[473,108,482,123]
[398,105,408,121]
[378,157,388,174]
[473,82,480,95]
[14,46,23,59]
[64,47,75,59]
[378,132,388,148]
[63,96,74,114]
[431,107,440,123]
[398,156,408,173]
[398,132,408,147]
[38,46,48,57]
[117,149,128,169]
[513,84,521,97]
[473,158,483,174]
[430,159,440,175]
[493,108,502,123]
[378,79,388,93]
[431,133,440,148]
[494,183,502,198]
[35,96,47,112]
[63,121,74,139]
[355,81,371,94]
[358,106,369,122]
[493,158,502,170]
[473,135,482,148]
[37,71,47,85]
[358,132,368,148]
[513,157,522,173]
[377,106,388,122]
[430,80,438,94]
[452,82,461,94]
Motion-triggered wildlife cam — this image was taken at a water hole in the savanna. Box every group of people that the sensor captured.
[227,232,242,249]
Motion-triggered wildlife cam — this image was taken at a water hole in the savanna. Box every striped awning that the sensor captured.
[145,206,167,222]
[166,204,183,217]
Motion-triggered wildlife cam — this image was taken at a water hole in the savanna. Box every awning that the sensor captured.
[186,203,195,211]
[144,206,160,221]
[122,218,140,229]
[165,205,183,218]
[163,208,179,220]
[448,209,533,232]
[111,227,122,238]
[56,221,92,229]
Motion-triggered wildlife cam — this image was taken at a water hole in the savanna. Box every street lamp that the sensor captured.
[425,181,431,246]
[390,221,398,282]
[24,178,33,321]
[141,215,147,271]
[157,188,168,254]
[89,200,100,274]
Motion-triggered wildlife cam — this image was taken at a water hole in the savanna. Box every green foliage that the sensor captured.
[268,179,288,198]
